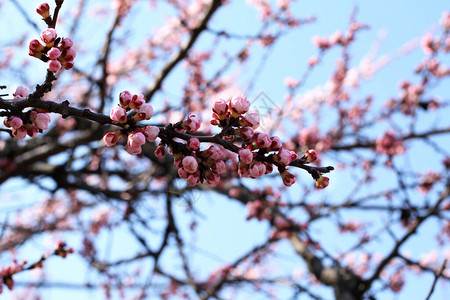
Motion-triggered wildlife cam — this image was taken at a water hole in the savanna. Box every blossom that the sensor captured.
[269,136,282,151]
[36,3,50,19]
[205,145,222,160]
[119,91,132,108]
[275,148,292,165]
[34,113,51,130]
[130,94,145,109]
[315,176,329,189]
[187,137,200,151]
[237,127,254,140]
[210,159,226,174]
[103,132,121,147]
[284,77,299,88]
[135,103,154,121]
[144,126,159,142]
[242,110,260,129]
[213,98,228,115]
[205,170,220,186]
[48,59,62,73]
[13,86,28,101]
[12,127,27,140]
[249,161,266,178]
[110,106,127,123]
[47,47,61,60]
[230,95,250,116]
[239,149,253,164]
[127,132,145,149]
[9,117,23,129]
[40,28,57,44]
[182,114,202,132]
[182,156,198,173]
[58,38,73,50]
[154,144,166,158]
[187,172,200,186]
[305,149,318,163]
[254,132,271,149]
[281,170,296,186]
[375,131,405,156]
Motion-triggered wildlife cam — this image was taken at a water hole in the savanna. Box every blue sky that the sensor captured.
[1,0,449,299]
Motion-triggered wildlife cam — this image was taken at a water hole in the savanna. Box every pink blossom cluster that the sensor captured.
[375,130,405,156]
[311,22,366,50]
[172,143,226,187]
[28,4,76,73]
[3,86,52,139]
[0,260,26,293]
[210,96,328,188]
[104,91,159,155]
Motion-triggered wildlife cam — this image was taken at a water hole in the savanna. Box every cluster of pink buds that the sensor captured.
[210,95,330,188]
[211,96,295,186]
[104,91,159,155]
[0,260,27,293]
[170,142,226,187]
[3,86,52,139]
[28,3,76,73]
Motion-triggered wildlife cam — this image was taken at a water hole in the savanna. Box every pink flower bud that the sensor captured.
[276,148,292,165]
[264,162,273,174]
[284,77,299,88]
[187,172,200,186]
[178,167,189,179]
[26,125,39,138]
[135,103,154,121]
[211,159,226,174]
[110,106,127,123]
[119,91,132,108]
[281,170,296,187]
[144,125,159,142]
[13,86,28,101]
[154,144,166,158]
[243,109,260,129]
[230,95,250,116]
[238,127,254,140]
[238,162,250,178]
[40,28,57,44]
[47,59,62,73]
[125,144,142,155]
[47,47,61,60]
[127,132,145,148]
[62,61,74,70]
[34,113,51,130]
[103,131,121,147]
[213,98,228,115]
[9,117,23,129]
[182,114,202,133]
[29,39,44,51]
[36,3,50,19]
[187,137,200,151]
[182,156,198,173]
[130,94,145,109]
[239,149,253,164]
[205,145,223,160]
[249,161,266,178]
[254,132,272,149]
[305,149,318,163]
[58,38,73,50]
[61,48,76,61]
[205,170,220,187]
[315,176,329,189]
[270,136,282,151]
[12,127,27,139]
